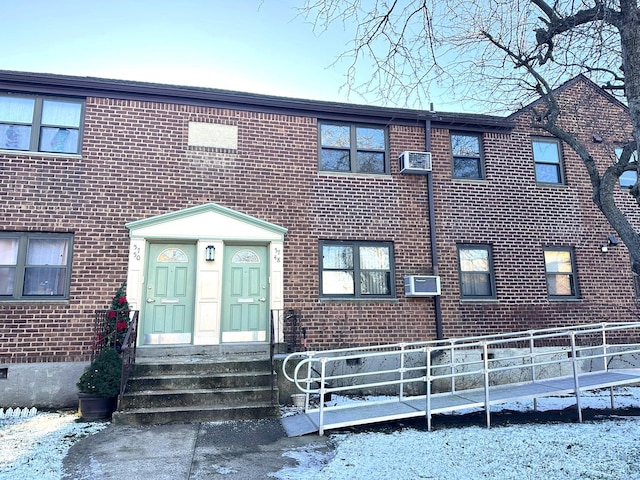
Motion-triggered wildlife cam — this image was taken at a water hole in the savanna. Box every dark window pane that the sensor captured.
[535,163,561,183]
[23,267,67,296]
[356,127,384,150]
[356,151,385,173]
[39,127,79,154]
[0,124,31,150]
[0,267,15,295]
[361,271,390,295]
[547,274,574,296]
[321,149,350,171]
[452,134,480,156]
[461,273,491,296]
[453,157,481,179]
[321,124,350,148]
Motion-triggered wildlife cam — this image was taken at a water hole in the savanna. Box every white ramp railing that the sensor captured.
[282,322,640,435]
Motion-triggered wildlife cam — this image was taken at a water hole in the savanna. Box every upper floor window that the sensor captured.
[615,146,638,189]
[532,138,564,184]
[544,247,579,299]
[0,94,84,154]
[452,133,483,179]
[320,240,395,298]
[0,232,73,301]
[457,244,496,299]
[319,122,388,174]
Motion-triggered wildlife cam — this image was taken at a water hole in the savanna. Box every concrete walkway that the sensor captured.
[62,418,332,479]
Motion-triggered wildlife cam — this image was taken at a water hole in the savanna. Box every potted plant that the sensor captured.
[77,281,129,420]
[77,347,123,420]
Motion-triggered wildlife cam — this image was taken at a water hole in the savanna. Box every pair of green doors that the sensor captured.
[141,244,268,345]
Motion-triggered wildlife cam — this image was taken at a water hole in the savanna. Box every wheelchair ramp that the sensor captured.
[281,322,640,436]
[281,370,640,436]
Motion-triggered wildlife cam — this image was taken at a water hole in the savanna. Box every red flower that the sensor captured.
[107,310,116,319]
[116,320,128,332]
[117,297,127,305]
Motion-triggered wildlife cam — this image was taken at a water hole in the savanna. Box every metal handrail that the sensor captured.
[117,310,139,410]
[283,322,640,434]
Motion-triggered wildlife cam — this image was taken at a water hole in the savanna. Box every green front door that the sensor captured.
[142,243,196,345]
[221,245,269,342]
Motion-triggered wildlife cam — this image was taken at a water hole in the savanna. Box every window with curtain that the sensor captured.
[319,122,388,174]
[0,94,84,154]
[457,244,496,299]
[451,132,484,179]
[320,241,395,298]
[0,232,73,300]
[544,247,579,299]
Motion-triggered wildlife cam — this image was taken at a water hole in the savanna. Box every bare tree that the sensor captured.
[300,0,640,274]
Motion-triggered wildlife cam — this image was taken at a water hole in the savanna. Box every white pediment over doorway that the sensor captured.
[125,203,287,241]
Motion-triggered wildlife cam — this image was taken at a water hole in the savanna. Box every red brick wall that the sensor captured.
[434,80,640,338]
[1,78,638,361]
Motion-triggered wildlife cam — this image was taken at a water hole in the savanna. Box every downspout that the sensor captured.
[425,118,444,340]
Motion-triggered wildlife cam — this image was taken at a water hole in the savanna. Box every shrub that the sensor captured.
[77,348,123,397]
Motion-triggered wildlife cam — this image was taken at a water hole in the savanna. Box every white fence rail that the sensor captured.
[282,322,640,435]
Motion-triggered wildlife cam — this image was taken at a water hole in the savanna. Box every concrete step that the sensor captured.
[132,359,273,376]
[120,386,276,409]
[115,355,279,425]
[112,402,280,426]
[126,372,274,391]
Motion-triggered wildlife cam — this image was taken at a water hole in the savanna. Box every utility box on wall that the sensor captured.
[404,275,441,296]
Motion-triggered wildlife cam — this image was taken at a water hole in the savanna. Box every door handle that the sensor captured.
[147,298,155,303]
[259,297,266,302]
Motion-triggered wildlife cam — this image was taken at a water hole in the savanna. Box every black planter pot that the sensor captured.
[77,394,117,421]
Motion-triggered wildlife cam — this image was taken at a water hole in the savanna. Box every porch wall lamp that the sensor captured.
[600,235,619,254]
[205,245,216,262]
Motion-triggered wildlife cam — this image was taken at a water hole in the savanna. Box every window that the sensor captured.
[0,232,73,301]
[452,133,483,179]
[532,138,564,184]
[319,122,388,174]
[615,146,638,189]
[0,94,84,154]
[544,247,579,299]
[457,245,496,299]
[320,241,395,298]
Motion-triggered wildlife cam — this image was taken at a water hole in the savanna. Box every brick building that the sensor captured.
[0,71,637,407]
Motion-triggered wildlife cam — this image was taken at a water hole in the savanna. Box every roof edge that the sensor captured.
[0,70,513,131]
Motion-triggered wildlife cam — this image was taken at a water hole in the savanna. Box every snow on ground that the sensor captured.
[2,389,640,479]
[0,411,106,480]
[273,388,640,480]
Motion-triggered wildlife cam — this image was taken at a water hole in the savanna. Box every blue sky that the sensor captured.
[3,1,375,106]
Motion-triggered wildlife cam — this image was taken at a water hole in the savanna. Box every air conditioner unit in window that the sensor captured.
[404,275,441,296]
[399,151,432,174]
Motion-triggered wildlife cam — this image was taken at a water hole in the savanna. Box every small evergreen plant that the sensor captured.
[100,281,131,350]
[76,347,123,397]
